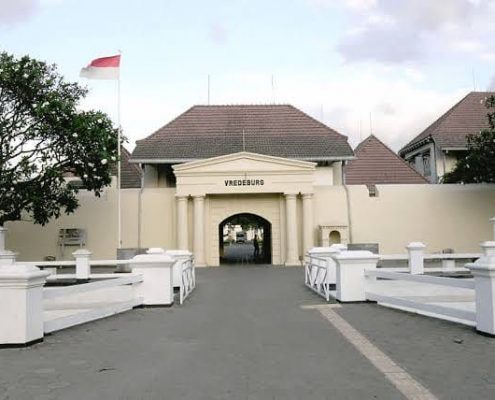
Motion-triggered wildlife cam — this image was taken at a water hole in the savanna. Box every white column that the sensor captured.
[193,195,206,266]
[490,217,495,240]
[0,264,49,345]
[467,242,495,336]
[285,193,299,266]
[334,250,379,302]
[406,242,425,275]
[176,196,189,250]
[73,249,92,281]
[302,193,314,256]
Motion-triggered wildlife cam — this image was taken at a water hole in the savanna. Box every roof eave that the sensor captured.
[399,136,434,157]
[129,155,356,164]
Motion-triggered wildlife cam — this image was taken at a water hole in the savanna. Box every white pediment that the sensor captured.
[173,152,315,176]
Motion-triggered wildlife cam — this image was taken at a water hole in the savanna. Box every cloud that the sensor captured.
[332,0,495,64]
[0,0,39,27]
[0,0,62,27]
[488,76,495,90]
[209,23,229,45]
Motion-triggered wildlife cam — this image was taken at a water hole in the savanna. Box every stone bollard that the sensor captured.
[406,242,425,275]
[481,241,495,257]
[131,247,176,306]
[467,242,495,336]
[165,250,194,288]
[73,249,92,281]
[0,264,50,346]
[0,250,17,266]
[334,250,380,302]
[308,244,347,285]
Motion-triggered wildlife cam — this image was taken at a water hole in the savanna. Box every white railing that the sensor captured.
[304,255,331,301]
[364,269,476,325]
[180,256,196,304]
[0,247,194,345]
[378,253,480,273]
[304,236,495,336]
[43,274,144,334]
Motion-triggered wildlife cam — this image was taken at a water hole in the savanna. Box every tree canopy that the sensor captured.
[0,52,119,226]
[443,95,495,184]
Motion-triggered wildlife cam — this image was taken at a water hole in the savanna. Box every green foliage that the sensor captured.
[0,52,119,226]
[442,95,495,184]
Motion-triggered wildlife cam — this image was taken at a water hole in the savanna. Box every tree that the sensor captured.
[443,95,495,183]
[0,52,119,227]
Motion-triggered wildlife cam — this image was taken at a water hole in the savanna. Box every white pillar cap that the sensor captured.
[336,250,380,262]
[72,249,92,257]
[0,264,49,288]
[406,242,426,250]
[146,247,166,254]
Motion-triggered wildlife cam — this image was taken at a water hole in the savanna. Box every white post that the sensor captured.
[73,249,92,281]
[131,247,176,306]
[406,242,425,275]
[0,250,16,266]
[467,242,495,336]
[165,249,193,288]
[0,226,6,251]
[0,227,16,266]
[0,264,49,345]
[481,241,495,257]
[334,250,379,302]
[442,259,456,272]
[490,217,495,240]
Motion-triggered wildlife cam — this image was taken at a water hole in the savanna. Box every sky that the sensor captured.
[1,0,495,151]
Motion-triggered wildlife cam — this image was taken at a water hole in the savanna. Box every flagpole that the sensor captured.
[117,52,122,249]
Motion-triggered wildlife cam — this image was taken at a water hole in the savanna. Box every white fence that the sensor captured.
[0,247,196,346]
[304,237,495,337]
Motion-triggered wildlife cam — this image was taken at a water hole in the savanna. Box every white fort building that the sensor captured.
[5,100,495,266]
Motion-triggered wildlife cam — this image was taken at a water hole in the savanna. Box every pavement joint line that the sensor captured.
[312,306,438,400]
[300,304,342,310]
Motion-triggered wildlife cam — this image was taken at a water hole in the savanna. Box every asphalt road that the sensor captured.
[1,267,493,399]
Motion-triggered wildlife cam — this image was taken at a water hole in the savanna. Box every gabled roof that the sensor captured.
[399,92,494,156]
[345,135,428,185]
[131,105,354,162]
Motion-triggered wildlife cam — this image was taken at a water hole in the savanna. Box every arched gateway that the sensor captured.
[219,213,272,264]
[172,152,317,267]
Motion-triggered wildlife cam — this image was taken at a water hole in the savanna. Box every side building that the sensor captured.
[399,91,494,183]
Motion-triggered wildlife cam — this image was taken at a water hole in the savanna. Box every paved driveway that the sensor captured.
[1,267,494,399]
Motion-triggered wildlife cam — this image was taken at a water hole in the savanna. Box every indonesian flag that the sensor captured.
[80,55,120,80]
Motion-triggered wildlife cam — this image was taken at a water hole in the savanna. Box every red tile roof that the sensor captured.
[110,146,142,188]
[399,92,494,156]
[131,105,354,161]
[345,135,428,185]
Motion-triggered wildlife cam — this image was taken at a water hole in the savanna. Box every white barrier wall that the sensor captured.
[4,182,495,262]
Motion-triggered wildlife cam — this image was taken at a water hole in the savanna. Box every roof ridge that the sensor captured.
[352,134,428,183]
[135,105,196,143]
[286,104,349,140]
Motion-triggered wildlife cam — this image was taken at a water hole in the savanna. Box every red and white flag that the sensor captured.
[80,55,120,80]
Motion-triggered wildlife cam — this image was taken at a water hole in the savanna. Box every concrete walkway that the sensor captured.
[1,267,494,399]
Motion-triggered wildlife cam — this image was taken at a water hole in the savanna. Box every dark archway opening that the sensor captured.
[219,213,272,265]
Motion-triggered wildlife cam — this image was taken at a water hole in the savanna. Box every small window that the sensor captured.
[423,154,431,176]
[367,184,378,197]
